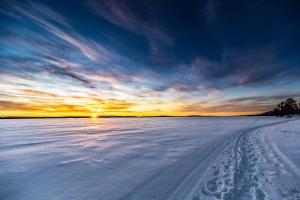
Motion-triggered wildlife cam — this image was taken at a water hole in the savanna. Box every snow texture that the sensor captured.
[0,117,299,200]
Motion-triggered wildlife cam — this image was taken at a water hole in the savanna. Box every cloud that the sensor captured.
[92,98,136,111]
[18,89,59,98]
[88,0,173,54]
[180,89,300,115]
[225,91,300,104]
[186,45,300,89]
[0,101,41,111]
[0,100,90,115]
[2,0,122,67]
[43,62,96,89]
[0,1,142,90]
[0,96,138,117]
[180,101,271,116]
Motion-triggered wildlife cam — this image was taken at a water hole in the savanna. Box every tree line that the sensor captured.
[273,98,300,117]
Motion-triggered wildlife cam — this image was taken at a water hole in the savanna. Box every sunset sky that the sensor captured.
[1,0,300,117]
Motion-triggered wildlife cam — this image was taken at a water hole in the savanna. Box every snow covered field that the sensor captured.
[0,117,299,200]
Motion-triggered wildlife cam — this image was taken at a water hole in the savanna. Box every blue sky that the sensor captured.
[1,0,300,116]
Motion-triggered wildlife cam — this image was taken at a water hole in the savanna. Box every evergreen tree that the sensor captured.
[273,98,299,117]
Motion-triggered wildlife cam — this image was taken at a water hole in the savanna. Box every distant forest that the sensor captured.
[266,98,300,117]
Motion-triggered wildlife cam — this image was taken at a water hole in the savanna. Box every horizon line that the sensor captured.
[1,114,265,119]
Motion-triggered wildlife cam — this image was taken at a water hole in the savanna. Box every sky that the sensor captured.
[1,0,300,117]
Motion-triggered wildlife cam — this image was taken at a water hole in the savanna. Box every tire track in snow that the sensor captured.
[195,120,300,200]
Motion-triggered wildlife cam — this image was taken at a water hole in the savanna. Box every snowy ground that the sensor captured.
[0,117,299,200]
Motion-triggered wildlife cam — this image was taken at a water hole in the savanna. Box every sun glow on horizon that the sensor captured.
[91,113,98,118]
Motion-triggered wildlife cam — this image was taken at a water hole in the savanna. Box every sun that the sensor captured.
[91,113,98,118]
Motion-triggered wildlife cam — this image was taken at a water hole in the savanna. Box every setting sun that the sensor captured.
[91,113,98,118]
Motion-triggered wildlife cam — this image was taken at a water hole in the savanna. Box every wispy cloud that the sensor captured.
[1,1,143,90]
[88,0,173,54]
[4,1,116,65]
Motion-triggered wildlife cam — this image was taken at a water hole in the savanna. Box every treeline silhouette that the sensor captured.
[272,98,300,117]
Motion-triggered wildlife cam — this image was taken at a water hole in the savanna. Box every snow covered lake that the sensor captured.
[0,117,299,200]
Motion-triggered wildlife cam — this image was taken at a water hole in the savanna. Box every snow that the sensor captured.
[0,117,299,200]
